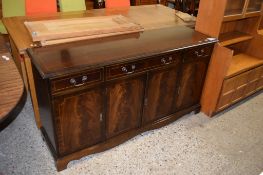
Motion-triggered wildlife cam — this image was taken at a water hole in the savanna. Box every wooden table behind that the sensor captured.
[0,52,26,131]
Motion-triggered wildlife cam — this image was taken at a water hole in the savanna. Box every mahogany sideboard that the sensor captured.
[3,5,195,129]
[27,26,216,171]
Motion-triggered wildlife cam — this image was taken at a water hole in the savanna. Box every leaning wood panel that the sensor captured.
[195,0,227,37]
[201,44,233,116]
[226,53,263,78]
[24,15,144,45]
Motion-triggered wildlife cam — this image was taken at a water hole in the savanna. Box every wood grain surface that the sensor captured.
[174,45,213,111]
[27,26,212,79]
[201,44,233,116]
[106,75,146,138]
[24,15,144,44]
[53,87,105,155]
[3,5,193,54]
[142,64,180,124]
[0,52,26,129]
[226,53,263,78]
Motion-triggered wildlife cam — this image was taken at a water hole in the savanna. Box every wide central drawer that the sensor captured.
[105,53,181,80]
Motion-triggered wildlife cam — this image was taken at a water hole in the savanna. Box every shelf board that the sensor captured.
[224,9,243,17]
[245,11,261,18]
[223,11,260,22]
[258,29,263,35]
[226,53,263,78]
[219,31,253,46]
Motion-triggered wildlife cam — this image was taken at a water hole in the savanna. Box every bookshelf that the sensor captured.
[196,0,263,116]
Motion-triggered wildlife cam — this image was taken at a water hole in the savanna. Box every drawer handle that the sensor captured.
[161,57,172,65]
[69,76,88,87]
[121,65,136,74]
[195,49,209,57]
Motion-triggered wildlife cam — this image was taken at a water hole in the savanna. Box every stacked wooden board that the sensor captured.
[24,15,144,46]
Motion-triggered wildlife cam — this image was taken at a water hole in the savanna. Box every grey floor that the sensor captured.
[0,92,263,175]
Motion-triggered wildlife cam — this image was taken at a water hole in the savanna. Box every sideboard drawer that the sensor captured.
[51,68,103,92]
[106,53,180,80]
[183,45,213,62]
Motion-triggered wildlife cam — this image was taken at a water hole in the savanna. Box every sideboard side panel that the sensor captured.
[32,65,57,152]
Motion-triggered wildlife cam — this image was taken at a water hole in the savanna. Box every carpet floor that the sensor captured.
[0,92,263,175]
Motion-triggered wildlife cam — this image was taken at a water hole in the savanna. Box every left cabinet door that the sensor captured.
[53,86,105,156]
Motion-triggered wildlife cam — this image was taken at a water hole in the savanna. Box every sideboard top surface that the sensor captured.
[28,26,216,79]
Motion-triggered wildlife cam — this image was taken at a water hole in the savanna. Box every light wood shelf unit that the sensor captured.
[196,0,263,116]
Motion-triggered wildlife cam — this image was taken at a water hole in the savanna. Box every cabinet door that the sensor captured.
[142,65,180,124]
[53,87,104,155]
[106,75,146,138]
[247,0,262,13]
[176,48,211,110]
[224,0,246,16]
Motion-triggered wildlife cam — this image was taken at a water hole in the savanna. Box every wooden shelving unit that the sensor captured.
[196,0,263,116]
[219,31,253,46]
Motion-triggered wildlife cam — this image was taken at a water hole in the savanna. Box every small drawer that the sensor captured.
[217,90,235,111]
[257,77,263,90]
[221,76,237,94]
[105,53,180,80]
[106,60,146,80]
[183,45,213,62]
[146,53,181,69]
[51,68,103,92]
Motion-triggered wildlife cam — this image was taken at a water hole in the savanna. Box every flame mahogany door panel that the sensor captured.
[105,74,146,138]
[176,47,212,110]
[142,64,181,125]
[53,86,105,156]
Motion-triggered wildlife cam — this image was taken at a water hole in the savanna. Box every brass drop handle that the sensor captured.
[122,64,136,74]
[122,66,128,73]
[161,57,173,65]
[195,49,209,57]
[82,75,88,82]
[69,78,76,85]
[69,75,88,87]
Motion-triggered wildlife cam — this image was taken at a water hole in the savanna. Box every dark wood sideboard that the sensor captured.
[27,26,216,171]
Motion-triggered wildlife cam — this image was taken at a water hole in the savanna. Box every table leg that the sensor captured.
[24,54,42,128]
[9,38,29,91]
[9,37,42,128]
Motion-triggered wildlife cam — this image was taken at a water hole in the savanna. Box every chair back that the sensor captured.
[2,0,26,17]
[59,0,86,12]
[25,0,57,16]
[105,0,130,8]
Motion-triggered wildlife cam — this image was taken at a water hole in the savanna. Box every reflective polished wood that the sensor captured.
[3,5,196,129]
[3,5,193,54]
[0,52,26,131]
[28,25,216,170]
